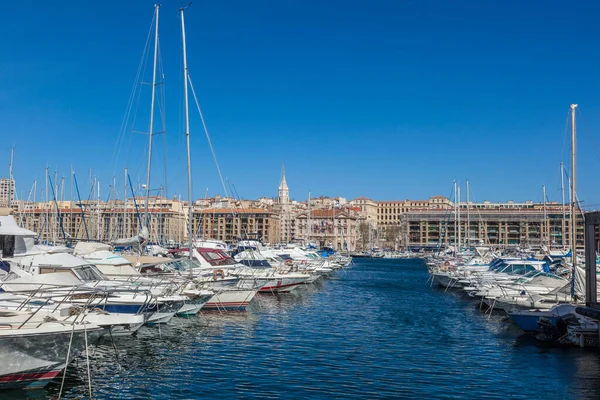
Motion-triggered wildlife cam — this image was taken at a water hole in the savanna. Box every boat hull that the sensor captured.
[259,277,308,293]
[203,290,257,311]
[0,325,102,389]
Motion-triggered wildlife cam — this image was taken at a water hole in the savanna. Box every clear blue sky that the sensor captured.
[2,1,600,207]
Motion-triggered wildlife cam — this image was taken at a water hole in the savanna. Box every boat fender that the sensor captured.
[213,269,225,280]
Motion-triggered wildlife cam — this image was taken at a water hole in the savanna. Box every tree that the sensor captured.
[358,222,370,251]
[384,224,401,250]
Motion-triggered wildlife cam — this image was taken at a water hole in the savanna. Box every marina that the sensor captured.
[2,1,600,399]
[2,258,600,399]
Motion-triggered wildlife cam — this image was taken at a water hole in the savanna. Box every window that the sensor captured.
[73,265,107,281]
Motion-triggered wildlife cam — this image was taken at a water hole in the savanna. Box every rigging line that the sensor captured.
[122,53,150,171]
[187,74,229,197]
[437,184,456,252]
[231,182,253,240]
[561,169,585,219]
[124,21,154,171]
[467,185,490,246]
[575,109,600,165]
[157,39,169,199]
[112,11,156,174]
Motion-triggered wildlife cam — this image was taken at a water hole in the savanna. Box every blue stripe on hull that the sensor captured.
[93,304,145,314]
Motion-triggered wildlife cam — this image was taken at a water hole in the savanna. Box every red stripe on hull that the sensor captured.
[259,282,303,292]
[0,370,62,389]
[0,370,61,382]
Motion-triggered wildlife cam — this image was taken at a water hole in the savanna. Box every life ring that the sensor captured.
[284,260,294,266]
[213,269,225,280]
[444,261,450,266]
[301,260,308,265]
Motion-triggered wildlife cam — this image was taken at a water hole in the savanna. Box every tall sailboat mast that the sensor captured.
[144,4,160,230]
[457,184,461,248]
[8,147,14,209]
[466,180,470,248]
[180,5,193,263]
[570,104,577,271]
[307,190,311,244]
[123,168,128,238]
[542,184,547,248]
[560,162,566,248]
[453,180,457,248]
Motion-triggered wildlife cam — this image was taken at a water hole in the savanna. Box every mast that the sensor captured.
[111,175,116,241]
[466,180,470,248]
[457,184,461,248]
[453,180,457,248]
[73,171,90,241]
[307,191,311,244]
[542,184,547,248]
[45,168,49,242]
[158,186,163,244]
[180,4,193,263]
[97,179,101,241]
[53,171,58,243]
[8,147,14,209]
[570,104,577,271]
[144,3,160,231]
[70,167,73,239]
[560,162,566,248]
[123,168,128,238]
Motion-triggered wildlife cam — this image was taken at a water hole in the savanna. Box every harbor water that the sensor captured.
[6,258,600,399]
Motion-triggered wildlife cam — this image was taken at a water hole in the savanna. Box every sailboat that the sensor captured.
[508,104,592,336]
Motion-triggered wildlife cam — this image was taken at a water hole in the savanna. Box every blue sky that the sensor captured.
[2,1,600,207]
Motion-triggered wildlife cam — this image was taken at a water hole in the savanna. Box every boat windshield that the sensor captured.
[239,259,272,268]
[502,264,537,275]
[139,259,200,274]
[199,250,237,267]
[268,256,284,264]
[489,260,506,271]
[72,265,107,281]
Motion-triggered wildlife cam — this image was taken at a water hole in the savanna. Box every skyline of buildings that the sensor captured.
[1,168,581,251]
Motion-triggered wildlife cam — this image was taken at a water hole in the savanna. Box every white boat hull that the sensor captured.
[0,324,102,389]
[203,290,257,311]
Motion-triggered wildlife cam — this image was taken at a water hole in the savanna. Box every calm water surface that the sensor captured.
[5,258,600,399]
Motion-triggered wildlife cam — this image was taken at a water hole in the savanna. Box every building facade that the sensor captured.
[0,178,15,207]
[192,208,277,244]
[402,201,583,249]
[275,165,295,244]
[295,209,358,251]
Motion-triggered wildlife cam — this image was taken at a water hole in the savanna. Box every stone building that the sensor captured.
[402,201,582,249]
[191,208,276,244]
[274,165,295,244]
[295,208,358,251]
[0,178,15,207]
